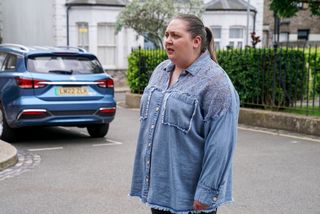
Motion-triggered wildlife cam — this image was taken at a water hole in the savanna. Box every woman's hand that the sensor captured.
[193,200,209,210]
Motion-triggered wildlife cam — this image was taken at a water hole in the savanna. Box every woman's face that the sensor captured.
[164,19,201,69]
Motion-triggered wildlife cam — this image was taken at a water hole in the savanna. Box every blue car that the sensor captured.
[0,44,116,142]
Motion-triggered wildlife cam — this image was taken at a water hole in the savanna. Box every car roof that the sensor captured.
[0,44,91,56]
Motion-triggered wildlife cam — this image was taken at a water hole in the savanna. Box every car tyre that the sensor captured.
[1,110,18,142]
[87,123,109,138]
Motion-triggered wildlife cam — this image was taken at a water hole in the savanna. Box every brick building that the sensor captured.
[263,0,320,47]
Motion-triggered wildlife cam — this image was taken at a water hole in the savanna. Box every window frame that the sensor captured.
[2,54,17,71]
[0,52,8,71]
[97,22,117,67]
[211,25,222,50]
[77,22,89,51]
[297,29,309,41]
[229,26,245,49]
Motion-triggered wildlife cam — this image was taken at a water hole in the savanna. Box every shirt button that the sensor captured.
[213,196,218,202]
[151,125,155,129]
[148,143,151,147]
[155,107,160,112]
[146,161,150,165]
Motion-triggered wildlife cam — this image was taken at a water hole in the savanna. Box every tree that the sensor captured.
[270,0,320,17]
[116,0,204,48]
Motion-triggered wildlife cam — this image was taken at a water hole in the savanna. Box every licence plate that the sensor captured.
[56,87,88,95]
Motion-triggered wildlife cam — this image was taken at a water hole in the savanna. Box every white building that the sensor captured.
[0,0,263,70]
[204,0,263,49]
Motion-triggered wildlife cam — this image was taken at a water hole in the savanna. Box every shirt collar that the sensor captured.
[163,51,211,76]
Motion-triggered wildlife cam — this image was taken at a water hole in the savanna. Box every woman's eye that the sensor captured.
[172,34,180,38]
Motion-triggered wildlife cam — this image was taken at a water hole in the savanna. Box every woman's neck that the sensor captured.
[175,51,201,70]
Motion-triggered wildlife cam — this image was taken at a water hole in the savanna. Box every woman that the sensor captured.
[130,14,240,214]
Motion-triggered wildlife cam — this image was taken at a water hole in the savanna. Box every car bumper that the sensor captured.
[5,97,116,128]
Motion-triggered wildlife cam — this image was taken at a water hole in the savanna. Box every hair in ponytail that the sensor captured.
[204,27,218,63]
[173,14,218,63]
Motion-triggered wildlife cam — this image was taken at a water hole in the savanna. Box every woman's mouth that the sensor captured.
[166,48,174,55]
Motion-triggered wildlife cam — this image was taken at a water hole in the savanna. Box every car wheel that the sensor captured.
[0,110,18,142]
[87,123,109,138]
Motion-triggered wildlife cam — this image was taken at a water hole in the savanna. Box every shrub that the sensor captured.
[217,48,306,108]
[127,47,308,109]
[127,48,167,93]
[306,49,320,96]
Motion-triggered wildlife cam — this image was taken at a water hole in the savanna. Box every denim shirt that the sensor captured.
[130,51,240,214]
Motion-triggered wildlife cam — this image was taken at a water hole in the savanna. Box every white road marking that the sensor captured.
[92,139,123,147]
[238,126,320,143]
[289,140,300,144]
[28,147,63,152]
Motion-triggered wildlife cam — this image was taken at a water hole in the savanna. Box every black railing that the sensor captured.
[131,46,320,116]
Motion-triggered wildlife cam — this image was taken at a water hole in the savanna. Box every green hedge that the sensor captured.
[127,48,167,93]
[306,50,320,96]
[217,48,306,108]
[127,48,311,109]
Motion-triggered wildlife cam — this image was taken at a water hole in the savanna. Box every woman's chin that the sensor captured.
[167,54,176,61]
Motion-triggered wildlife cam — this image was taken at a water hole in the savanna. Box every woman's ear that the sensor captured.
[192,35,202,49]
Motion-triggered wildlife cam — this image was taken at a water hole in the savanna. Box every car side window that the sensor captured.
[3,54,17,71]
[0,52,7,71]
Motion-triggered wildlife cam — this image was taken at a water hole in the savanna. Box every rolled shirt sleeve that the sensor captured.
[194,103,239,207]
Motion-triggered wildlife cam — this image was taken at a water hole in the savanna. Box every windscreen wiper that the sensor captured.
[48,70,74,75]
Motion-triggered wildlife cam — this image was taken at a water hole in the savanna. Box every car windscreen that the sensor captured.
[27,55,104,74]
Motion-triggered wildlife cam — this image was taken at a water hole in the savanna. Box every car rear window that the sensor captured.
[27,55,104,74]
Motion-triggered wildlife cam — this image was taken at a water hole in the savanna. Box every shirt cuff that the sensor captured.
[194,184,220,206]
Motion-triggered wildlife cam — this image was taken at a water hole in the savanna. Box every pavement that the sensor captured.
[0,141,18,171]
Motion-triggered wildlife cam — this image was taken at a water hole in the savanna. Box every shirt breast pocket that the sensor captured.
[140,87,156,120]
[162,92,198,133]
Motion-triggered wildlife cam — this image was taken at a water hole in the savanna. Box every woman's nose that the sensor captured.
[165,36,173,45]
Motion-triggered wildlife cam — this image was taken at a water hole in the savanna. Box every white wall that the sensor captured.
[68,6,143,69]
[289,34,320,42]
[1,0,55,46]
[249,0,264,48]
[53,0,68,46]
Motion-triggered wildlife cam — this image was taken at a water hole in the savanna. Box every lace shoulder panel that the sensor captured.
[201,64,233,121]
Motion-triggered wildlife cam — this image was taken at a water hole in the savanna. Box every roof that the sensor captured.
[0,44,91,56]
[66,0,128,6]
[205,0,256,11]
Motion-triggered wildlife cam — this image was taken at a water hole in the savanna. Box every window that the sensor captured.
[0,53,7,71]
[297,29,309,41]
[27,56,103,74]
[3,54,17,71]
[214,42,220,50]
[211,26,221,50]
[211,26,221,39]
[97,23,116,67]
[229,26,245,48]
[77,22,89,51]
[229,27,244,39]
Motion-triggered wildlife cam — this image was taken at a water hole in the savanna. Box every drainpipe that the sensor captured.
[66,5,71,46]
[253,10,257,33]
[246,0,250,46]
